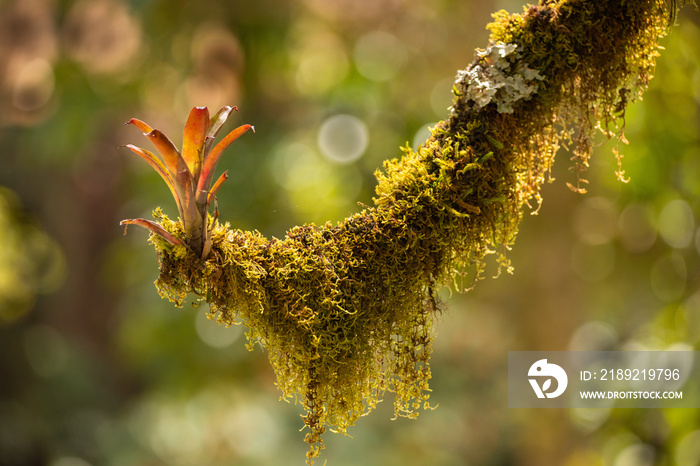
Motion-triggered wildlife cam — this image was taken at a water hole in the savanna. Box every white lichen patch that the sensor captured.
[453,42,544,114]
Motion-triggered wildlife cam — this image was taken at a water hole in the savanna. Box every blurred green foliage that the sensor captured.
[0,0,698,465]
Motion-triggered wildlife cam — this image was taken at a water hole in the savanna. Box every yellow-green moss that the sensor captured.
[136,1,690,463]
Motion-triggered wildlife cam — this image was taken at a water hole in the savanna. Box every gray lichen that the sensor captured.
[453,41,545,113]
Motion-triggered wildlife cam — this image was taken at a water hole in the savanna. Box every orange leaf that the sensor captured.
[196,170,228,209]
[122,144,185,219]
[182,107,210,180]
[126,118,153,133]
[146,130,189,179]
[209,170,229,197]
[197,124,253,195]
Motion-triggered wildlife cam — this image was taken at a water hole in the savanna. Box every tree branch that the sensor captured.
[123,0,691,463]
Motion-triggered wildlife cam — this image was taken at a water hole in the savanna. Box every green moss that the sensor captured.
[135,1,690,463]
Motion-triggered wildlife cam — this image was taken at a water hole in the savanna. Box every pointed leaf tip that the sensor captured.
[126,118,153,134]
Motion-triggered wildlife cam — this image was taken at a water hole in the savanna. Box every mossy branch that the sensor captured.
[122,0,691,463]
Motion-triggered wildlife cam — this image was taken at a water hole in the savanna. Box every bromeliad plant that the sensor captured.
[121,106,253,259]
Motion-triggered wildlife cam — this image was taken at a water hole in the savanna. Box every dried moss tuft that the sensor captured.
[134,1,689,463]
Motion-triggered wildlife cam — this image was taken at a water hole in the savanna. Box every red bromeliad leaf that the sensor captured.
[122,144,185,219]
[126,120,188,179]
[182,107,210,180]
[146,129,189,178]
[197,124,254,197]
[209,171,229,198]
[199,170,229,208]
[120,218,184,246]
[126,118,153,133]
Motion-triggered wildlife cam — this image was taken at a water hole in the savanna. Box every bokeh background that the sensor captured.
[1,0,699,465]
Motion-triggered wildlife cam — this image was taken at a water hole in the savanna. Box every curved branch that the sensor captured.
[126,1,690,463]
